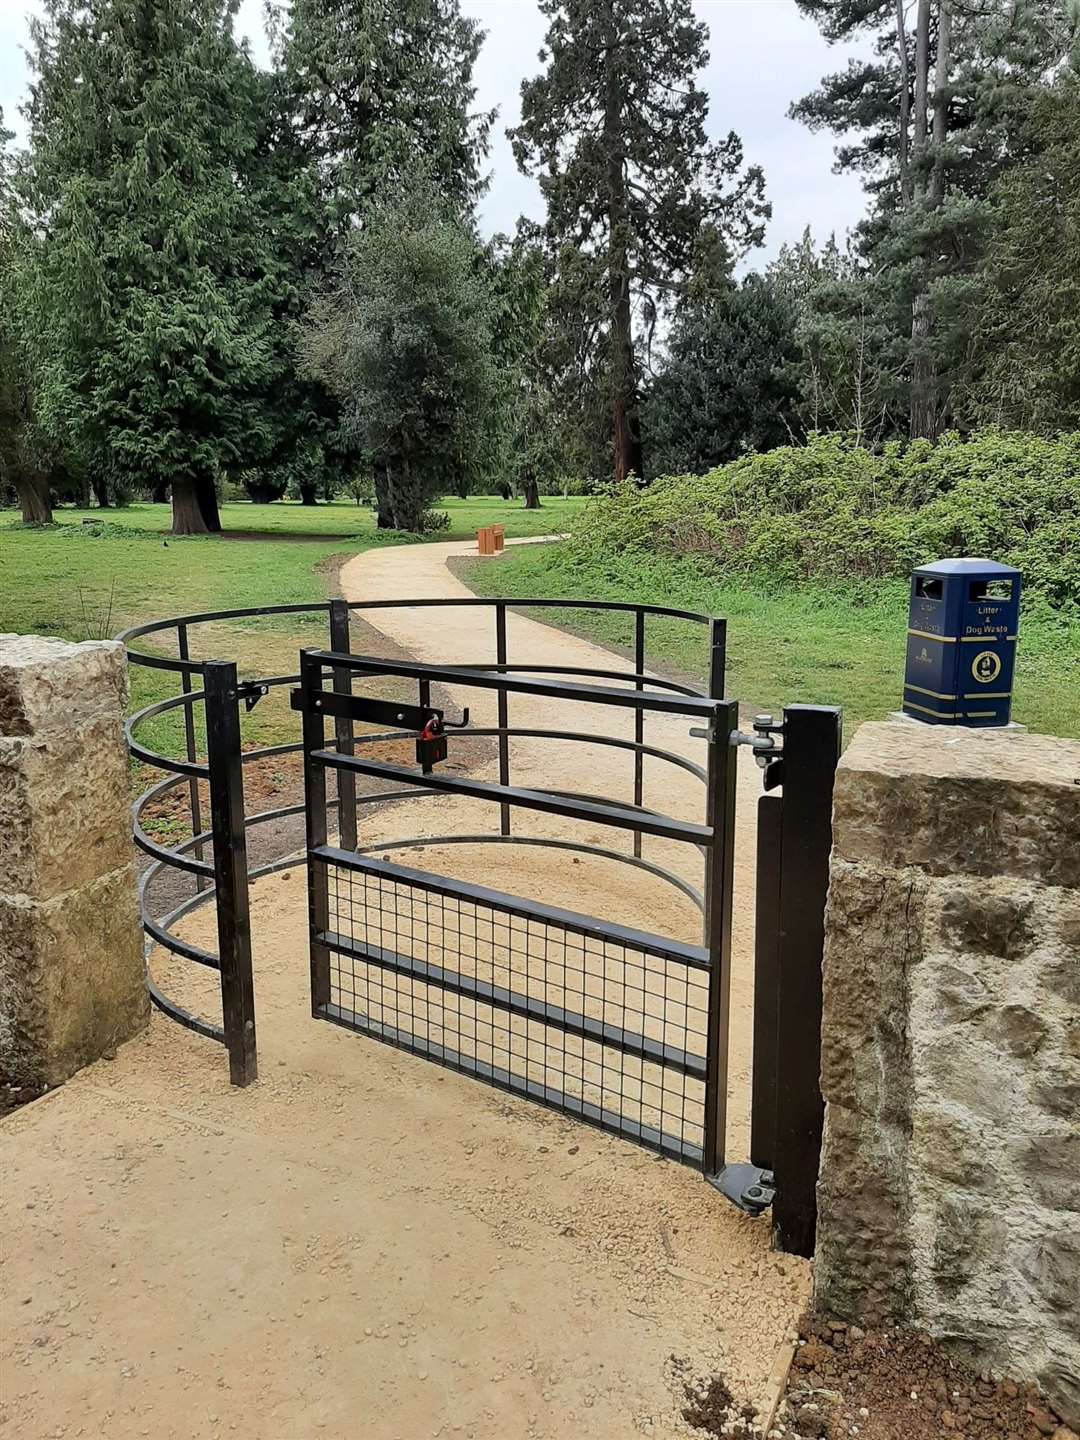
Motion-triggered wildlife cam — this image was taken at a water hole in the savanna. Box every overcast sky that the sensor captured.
[1,0,870,268]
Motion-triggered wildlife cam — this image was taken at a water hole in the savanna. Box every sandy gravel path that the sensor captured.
[0,536,806,1440]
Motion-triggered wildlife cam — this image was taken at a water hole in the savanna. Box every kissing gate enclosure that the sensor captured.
[122,597,840,1258]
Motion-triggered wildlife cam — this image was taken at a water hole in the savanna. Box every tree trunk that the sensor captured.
[171,480,209,535]
[909,0,948,440]
[91,474,110,508]
[522,476,541,510]
[151,478,169,504]
[16,472,52,524]
[299,482,318,506]
[605,37,643,484]
[454,475,469,500]
[373,464,395,529]
[394,455,423,532]
[895,0,912,203]
[912,0,931,198]
[195,475,222,532]
[930,0,951,206]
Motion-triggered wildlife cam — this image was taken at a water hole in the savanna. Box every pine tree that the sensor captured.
[792,0,1076,438]
[272,0,492,235]
[19,0,276,534]
[0,110,53,524]
[643,232,802,476]
[510,0,769,482]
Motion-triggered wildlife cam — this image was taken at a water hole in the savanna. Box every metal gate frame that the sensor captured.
[296,645,744,1182]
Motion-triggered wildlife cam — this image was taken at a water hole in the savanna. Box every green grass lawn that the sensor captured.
[14,494,581,540]
[0,494,582,763]
[458,543,1080,742]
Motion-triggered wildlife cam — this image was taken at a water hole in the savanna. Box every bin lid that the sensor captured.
[913,557,1020,577]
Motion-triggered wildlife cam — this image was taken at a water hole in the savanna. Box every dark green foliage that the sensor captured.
[511,0,768,481]
[572,432,1080,607]
[19,0,276,533]
[792,0,1079,438]
[961,75,1080,433]
[300,197,504,532]
[643,238,802,476]
[271,0,492,234]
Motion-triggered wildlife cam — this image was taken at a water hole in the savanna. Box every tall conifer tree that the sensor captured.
[511,0,768,482]
[20,0,275,533]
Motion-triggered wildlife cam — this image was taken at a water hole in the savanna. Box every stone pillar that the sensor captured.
[813,720,1080,1426]
[0,634,147,1089]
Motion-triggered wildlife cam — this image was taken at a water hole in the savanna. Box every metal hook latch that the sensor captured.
[442,707,470,729]
[235,682,270,713]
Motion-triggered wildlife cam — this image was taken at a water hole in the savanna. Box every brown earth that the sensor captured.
[775,1315,1075,1440]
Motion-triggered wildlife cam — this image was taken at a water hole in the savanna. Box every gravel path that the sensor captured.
[0,535,807,1440]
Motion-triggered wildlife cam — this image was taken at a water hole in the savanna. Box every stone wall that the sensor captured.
[813,721,1080,1427]
[0,634,147,1088]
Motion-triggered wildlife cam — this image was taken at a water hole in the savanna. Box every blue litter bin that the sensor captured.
[903,558,1021,727]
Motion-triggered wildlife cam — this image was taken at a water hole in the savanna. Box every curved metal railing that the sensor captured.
[118,596,723,1080]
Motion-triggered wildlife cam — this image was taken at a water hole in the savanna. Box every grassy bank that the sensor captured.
[458,543,1080,740]
[0,494,580,762]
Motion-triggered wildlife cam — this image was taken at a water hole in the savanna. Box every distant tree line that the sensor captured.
[0,0,1077,532]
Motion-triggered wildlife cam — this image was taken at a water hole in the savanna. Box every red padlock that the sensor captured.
[416,715,448,772]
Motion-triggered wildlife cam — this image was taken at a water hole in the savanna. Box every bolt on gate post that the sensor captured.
[203,660,258,1086]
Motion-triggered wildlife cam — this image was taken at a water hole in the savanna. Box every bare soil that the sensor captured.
[776,1315,1075,1440]
[0,535,809,1440]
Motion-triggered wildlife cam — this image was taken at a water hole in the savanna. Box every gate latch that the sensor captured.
[707,1162,776,1217]
[235,682,270,713]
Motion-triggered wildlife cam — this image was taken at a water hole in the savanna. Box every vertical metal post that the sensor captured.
[632,609,645,858]
[750,791,783,1170]
[702,618,728,936]
[177,624,206,891]
[707,617,727,700]
[300,650,331,1016]
[702,696,739,1179]
[203,661,257,1087]
[329,600,357,851]
[771,704,842,1258]
[496,602,510,836]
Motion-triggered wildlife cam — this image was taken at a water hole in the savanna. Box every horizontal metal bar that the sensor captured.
[148,978,226,1043]
[312,751,712,845]
[345,594,714,627]
[444,661,705,700]
[307,650,721,718]
[316,1001,704,1166]
[317,929,706,1078]
[313,846,710,969]
[290,688,438,729]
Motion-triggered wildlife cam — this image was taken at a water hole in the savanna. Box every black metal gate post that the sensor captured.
[329,600,357,851]
[203,661,258,1086]
[770,704,842,1257]
[702,696,739,1179]
[751,790,783,1172]
[300,650,332,1015]
[496,602,511,836]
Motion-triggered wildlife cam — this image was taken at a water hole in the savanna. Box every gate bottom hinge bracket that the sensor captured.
[705,1162,776,1217]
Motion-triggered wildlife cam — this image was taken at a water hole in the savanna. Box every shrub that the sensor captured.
[571,431,1080,607]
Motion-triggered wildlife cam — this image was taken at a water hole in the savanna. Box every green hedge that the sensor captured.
[573,432,1080,608]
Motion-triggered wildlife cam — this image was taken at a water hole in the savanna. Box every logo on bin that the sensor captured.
[971,650,1002,684]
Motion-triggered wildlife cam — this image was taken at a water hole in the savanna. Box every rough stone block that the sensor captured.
[0,713,134,900]
[833,722,1080,885]
[0,633,127,736]
[0,862,147,1088]
[0,633,146,1089]
[815,719,1080,1429]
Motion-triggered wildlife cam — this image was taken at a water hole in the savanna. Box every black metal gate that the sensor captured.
[295,646,739,1175]
[293,646,841,1236]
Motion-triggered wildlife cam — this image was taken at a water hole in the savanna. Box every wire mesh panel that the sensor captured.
[313,850,710,1164]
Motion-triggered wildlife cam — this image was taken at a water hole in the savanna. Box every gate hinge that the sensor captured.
[730,713,784,768]
[235,682,270,712]
[706,1162,776,1217]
